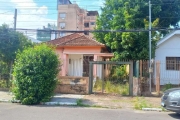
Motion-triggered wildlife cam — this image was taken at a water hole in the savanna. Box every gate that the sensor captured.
[88,61,133,96]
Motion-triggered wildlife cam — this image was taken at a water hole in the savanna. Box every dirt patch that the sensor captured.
[82,93,134,109]
[82,93,161,109]
[144,97,161,108]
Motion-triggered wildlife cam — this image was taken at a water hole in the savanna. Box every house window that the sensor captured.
[90,22,95,25]
[60,32,65,37]
[166,57,180,70]
[84,23,89,28]
[60,22,66,29]
[60,13,66,19]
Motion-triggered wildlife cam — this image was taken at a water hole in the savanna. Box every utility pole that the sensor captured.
[149,0,152,93]
[14,9,17,30]
[9,8,17,84]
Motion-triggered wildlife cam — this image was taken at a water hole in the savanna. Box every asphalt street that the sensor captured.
[0,103,179,120]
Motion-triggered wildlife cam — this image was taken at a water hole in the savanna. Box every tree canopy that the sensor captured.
[0,24,33,81]
[0,24,33,63]
[94,0,180,60]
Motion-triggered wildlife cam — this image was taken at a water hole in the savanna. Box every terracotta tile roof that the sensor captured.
[47,33,105,47]
[46,33,82,45]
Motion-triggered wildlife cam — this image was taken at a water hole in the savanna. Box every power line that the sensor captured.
[11,28,180,33]
[0,11,13,14]
[1,13,58,15]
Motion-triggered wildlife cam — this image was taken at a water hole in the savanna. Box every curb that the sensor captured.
[0,99,21,103]
[0,99,11,103]
[42,102,77,106]
[142,108,162,112]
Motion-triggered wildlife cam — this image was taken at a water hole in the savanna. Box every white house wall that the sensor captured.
[68,54,83,77]
[155,35,180,85]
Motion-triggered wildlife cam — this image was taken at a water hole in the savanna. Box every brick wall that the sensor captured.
[55,76,89,94]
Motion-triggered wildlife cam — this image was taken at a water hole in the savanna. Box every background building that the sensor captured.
[57,0,98,38]
[36,23,57,41]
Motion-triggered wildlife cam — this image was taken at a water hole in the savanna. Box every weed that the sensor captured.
[76,99,106,108]
[133,97,152,110]
[0,80,7,88]
[76,99,83,106]
[94,80,129,95]
[162,83,173,91]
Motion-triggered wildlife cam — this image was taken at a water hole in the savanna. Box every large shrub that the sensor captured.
[12,44,60,105]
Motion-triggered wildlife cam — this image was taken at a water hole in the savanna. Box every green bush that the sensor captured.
[12,44,60,105]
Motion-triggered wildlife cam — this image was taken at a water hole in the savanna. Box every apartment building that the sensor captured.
[57,0,98,37]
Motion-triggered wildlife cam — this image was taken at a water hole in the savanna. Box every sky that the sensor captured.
[0,0,104,30]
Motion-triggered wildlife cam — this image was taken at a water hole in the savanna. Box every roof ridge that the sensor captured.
[157,30,180,46]
[57,34,82,45]
[157,30,176,43]
[83,35,105,46]
[47,33,80,42]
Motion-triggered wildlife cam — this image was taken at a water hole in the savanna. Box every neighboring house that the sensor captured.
[47,33,113,79]
[155,30,180,85]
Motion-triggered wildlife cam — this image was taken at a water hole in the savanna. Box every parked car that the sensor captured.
[161,88,180,113]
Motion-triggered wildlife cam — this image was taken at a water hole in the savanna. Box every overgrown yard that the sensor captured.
[93,80,129,95]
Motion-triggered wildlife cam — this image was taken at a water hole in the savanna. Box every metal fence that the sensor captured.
[155,61,180,95]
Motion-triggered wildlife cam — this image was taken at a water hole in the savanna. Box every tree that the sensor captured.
[0,24,33,83]
[94,0,180,60]
[12,44,60,105]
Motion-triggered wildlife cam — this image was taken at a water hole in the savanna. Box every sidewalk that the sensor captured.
[0,91,161,110]
[0,91,84,105]
[0,91,14,102]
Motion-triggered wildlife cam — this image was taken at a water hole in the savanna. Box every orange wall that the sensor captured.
[55,46,102,76]
[63,47,101,54]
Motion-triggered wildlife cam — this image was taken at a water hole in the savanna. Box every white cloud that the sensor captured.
[10,0,37,8]
[0,0,56,29]
[0,0,56,39]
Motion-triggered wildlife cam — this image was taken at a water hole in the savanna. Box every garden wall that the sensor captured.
[54,76,89,94]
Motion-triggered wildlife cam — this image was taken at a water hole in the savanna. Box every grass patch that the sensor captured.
[76,99,108,108]
[111,99,131,103]
[94,80,129,95]
[76,99,90,107]
[133,97,152,110]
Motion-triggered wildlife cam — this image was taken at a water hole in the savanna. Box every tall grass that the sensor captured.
[133,97,152,110]
[93,80,129,95]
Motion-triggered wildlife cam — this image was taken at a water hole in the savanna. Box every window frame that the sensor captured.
[90,22,95,25]
[60,13,66,19]
[59,22,66,29]
[84,23,89,28]
[166,57,180,70]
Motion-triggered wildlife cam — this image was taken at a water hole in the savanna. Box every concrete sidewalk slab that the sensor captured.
[0,91,84,105]
[44,94,84,105]
[0,91,13,102]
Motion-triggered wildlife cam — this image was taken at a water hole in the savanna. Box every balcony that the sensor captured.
[84,16,96,21]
